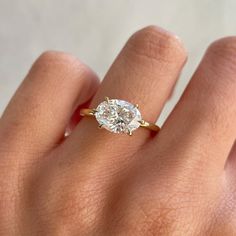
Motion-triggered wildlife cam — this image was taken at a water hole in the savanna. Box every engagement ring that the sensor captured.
[80,97,160,135]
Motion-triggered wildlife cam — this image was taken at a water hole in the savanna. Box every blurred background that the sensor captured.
[1,0,236,124]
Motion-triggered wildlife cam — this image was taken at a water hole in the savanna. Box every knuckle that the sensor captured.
[31,50,84,76]
[189,37,236,126]
[127,25,187,63]
[117,197,197,235]
[207,36,236,74]
[208,36,236,57]
[37,50,76,65]
[31,170,103,233]
[52,187,99,229]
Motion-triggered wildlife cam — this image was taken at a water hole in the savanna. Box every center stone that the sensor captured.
[95,99,142,134]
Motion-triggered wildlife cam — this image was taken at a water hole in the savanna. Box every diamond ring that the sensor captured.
[80,97,160,136]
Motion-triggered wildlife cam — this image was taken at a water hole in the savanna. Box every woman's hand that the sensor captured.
[0,26,236,235]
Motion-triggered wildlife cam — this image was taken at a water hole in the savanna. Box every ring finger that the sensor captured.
[63,26,187,162]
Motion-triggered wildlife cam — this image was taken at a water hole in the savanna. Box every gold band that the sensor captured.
[80,108,160,133]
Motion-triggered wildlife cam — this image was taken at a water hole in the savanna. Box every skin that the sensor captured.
[0,25,236,235]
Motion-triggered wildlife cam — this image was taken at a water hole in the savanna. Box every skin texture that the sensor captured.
[0,25,236,235]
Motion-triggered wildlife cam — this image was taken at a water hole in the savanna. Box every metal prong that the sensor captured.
[98,124,103,129]
[128,130,133,136]
[92,109,98,114]
[139,120,145,125]
[105,97,110,102]
[134,104,139,108]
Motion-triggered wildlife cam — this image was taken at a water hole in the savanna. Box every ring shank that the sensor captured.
[80,108,160,133]
[80,108,96,116]
[139,120,160,132]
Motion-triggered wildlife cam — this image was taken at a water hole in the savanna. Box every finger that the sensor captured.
[64,26,187,159]
[65,98,94,136]
[154,37,236,175]
[0,51,99,160]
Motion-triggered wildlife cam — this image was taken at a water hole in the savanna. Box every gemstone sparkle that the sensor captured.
[95,99,142,134]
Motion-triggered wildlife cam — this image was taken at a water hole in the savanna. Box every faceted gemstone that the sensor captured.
[95,99,142,134]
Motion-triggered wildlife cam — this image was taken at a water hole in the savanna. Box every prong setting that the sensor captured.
[92,109,98,114]
[98,124,103,129]
[139,120,145,125]
[128,130,133,136]
[81,98,160,134]
[95,98,142,134]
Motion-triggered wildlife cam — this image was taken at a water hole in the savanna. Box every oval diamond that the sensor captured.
[95,99,142,134]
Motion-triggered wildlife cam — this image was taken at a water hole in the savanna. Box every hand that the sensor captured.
[0,26,236,235]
